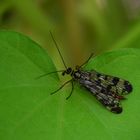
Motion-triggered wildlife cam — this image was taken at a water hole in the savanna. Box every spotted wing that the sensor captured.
[89,70,132,95]
[78,70,132,113]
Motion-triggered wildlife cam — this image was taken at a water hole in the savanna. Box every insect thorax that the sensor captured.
[72,70,81,79]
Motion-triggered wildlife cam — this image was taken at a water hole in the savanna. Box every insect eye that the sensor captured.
[66,67,72,74]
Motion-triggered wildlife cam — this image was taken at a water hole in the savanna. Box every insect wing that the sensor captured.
[79,77,122,113]
[78,70,133,113]
[95,90,122,113]
[89,70,133,96]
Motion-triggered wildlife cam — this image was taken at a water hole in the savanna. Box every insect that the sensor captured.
[38,32,133,114]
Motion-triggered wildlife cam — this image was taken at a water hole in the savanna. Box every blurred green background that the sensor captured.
[1,0,140,67]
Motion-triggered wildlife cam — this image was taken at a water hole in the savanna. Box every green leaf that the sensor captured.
[0,31,139,140]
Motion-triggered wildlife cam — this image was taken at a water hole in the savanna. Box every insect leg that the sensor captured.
[35,70,64,79]
[66,80,74,100]
[50,79,72,95]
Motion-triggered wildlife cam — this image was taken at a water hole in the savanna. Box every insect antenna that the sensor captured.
[50,31,68,70]
[79,53,94,68]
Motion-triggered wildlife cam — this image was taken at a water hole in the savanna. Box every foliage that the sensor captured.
[0,31,140,140]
